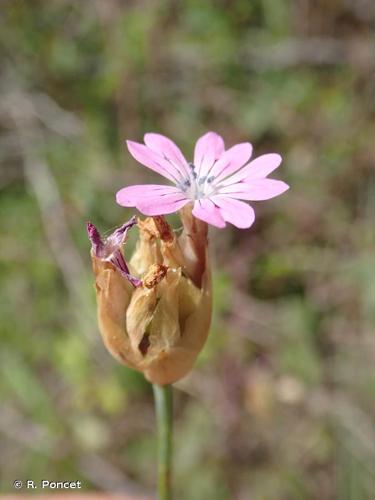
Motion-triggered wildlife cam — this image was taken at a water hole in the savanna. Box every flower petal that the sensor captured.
[220,153,282,186]
[116,184,182,207]
[211,196,255,229]
[109,215,138,247]
[209,143,253,182]
[109,250,142,287]
[86,219,141,287]
[126,140,183,183]
[242,153,283,180]
[194,131,225,177]
[136,193,189,216]
[144,133,191,179]
[87,221,103,255]
[87,217,137,258]
[192,198,226,228]
[218,179,290,200]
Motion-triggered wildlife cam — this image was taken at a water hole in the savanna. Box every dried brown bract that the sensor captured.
[87,206,211,385]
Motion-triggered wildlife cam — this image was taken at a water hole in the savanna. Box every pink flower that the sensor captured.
[116,132,289,229]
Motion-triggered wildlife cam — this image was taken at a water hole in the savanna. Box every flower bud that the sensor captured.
[87,206,211,385]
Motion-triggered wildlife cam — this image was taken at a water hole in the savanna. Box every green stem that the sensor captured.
[152,383,173,500]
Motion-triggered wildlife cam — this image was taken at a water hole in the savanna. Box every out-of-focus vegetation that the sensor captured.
[1,0,375,498]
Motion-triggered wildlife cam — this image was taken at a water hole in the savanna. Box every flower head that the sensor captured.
[116,132,289,229]
[87,210,211,385]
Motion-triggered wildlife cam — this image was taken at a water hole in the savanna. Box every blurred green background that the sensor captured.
[1,1,375,498]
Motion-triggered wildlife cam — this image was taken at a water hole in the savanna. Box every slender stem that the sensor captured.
[153,383,173,500]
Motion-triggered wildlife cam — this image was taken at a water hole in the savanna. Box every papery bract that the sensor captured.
[87,210,211,385]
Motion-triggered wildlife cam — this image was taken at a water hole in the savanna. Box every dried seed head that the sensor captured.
[88,209,212,385]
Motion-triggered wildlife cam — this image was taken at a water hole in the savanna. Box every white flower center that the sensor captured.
[177,163,217,200]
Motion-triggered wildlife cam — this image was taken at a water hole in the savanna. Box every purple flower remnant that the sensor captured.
[116,132,289,229]
[86,216,141,287]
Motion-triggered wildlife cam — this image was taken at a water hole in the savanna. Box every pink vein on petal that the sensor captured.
[194,131,225,177]
[136,193,189,216]
[144,133,191,179]
[209,143,253,182]
[126,140,183,184]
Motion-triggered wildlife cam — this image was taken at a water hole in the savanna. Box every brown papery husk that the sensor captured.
[142,259,211,385]
[91,210,212,385]
[92,255,142,369]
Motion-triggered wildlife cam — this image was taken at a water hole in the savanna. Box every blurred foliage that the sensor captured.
[1,0,375,498]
